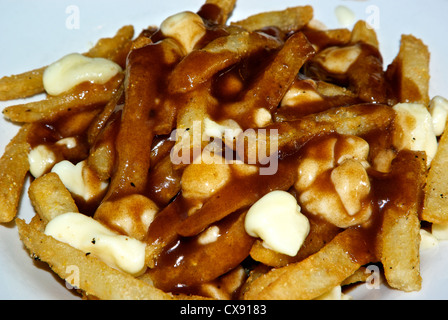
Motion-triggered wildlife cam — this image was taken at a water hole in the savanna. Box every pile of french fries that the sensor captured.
[1,0,447,300]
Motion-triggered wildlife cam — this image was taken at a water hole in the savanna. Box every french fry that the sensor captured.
[221,31,315,128]
[87,110,121,181]
[146,154,182,207]
[239,103,396,164]
[421,119,448,223]
[347,24,387,104]
[303,28,352,51]
[375,150,426,292]
[104,39,183,201]
[171,83,216,160]
[197,265,247,300]
[168,30,282,94]
[144,195,186,267]
[306,21,385,103]
[350,20,379,49]
[231,6,313,33]
[386,34,430,105]
[86,82,124,146]
[0,123,31,223]
[149,210,254,292]
[53,109,101,140]
[2,73,124,123]
[242,228,373,300]
[85,25,135,68]
[198,0,237,24]
[341,267,370,286]
[274,77,359,121]
[0,67,45,101]
[28,172,79,224]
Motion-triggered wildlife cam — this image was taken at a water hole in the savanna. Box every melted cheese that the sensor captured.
[51,160,108,201]
[44,212,146,276]
[43,53,122,96]
[245,190,310,256]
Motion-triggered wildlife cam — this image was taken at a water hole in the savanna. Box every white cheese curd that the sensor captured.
[55,137,77,149]
[160,11,206,54]
[429,96,448,136]
[44,212,147,276]
[28,145,57,178]
[419,229,438,250]
[203,117,243,140]
[281,85,323,108]
[335,5,356,28]
[295,135,373,228]
[94,194,159,241]
[314,45,362,75]
[244,190,310,256]
[253,108,272,127]
[331,159,371,216]
[43,53,122,96]
[393,103,438,166]
[197,225,221,245]
[51,160,108,201]
[431,223,448,241]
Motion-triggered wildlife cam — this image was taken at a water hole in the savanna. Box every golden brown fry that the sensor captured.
[375,150,426,292]
[85,25,135,68]
[306,26,386,103]
[146,154,182,207]
[197,265,247,300]
[422,122,448,223]
[239,263,271,299]
[86,83,124,146]
[341,267,370,286]
[54,109,101,139]
[149,210,254,292]
[242,228,373,300]
[170,82,233,169]
[2,74,124,123]
[144,196,186,267]
[347,42,387,103]
[28,172,79,224]
[221,31,315,128]
[168,30,282,94]
[0,124,31,223]
[340,22,387,103]
[350,20,379,49]
[104,39,183,201]
[274,77,360,121]
[87,111,120,181]
[231,6,313,33]
[0,67,45,101]
[386,34,430,105]
[240,103,396,163]
[198,0,237,24]
[303,28,352,51]
[16,218,176,300]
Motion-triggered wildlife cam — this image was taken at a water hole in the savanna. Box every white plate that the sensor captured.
[1,0,447,300]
